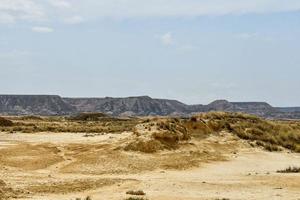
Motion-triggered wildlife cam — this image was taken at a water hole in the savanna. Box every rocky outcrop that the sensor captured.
[63,96,190,116]
[201,100,277,117]
[0,95,75,116]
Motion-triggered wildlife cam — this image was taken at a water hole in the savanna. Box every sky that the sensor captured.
[0,0,300,106]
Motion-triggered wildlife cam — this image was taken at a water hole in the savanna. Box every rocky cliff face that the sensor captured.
[276,107,300,113]
[64,97,300,119]
[0,95,75,116]
[202,100,277,117]
[0,95,299,119]
[63,96,190,116]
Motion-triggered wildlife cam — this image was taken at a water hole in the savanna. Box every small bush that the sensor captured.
[20,115,43,121]
[85,196,92,200]
[126,190,146,196]
[69,113,109,121]
[124,139,163,153]
[0,117,13,127]
[75,197,91,200]
[256,141,281,152]
[189,112,300,153]
[264,143,281,152]
[277,166,300,173]
[125,198,148,200]
[190,116,197,122]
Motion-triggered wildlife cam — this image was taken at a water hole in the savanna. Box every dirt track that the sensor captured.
[0,132,300,200]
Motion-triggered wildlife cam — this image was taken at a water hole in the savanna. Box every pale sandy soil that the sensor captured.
[0,132,300,200]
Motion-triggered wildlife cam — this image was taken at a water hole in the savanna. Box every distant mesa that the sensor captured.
[0,95,75,116]
[0,95,299,119]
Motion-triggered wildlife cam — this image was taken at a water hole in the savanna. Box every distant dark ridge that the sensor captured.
[63,96,190,116]
[0,95,299,119]
[63,97,299,119]
[0,95,75,116]
[277,107,300,113]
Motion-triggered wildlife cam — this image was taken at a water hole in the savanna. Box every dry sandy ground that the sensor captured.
[0,132,300,200]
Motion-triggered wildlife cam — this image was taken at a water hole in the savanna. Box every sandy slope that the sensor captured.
[31,151,300,200]
[0,132,300,200]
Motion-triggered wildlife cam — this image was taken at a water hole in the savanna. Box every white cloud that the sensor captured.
[0,0,45,22]
[48,0,71,9]
[64,16,84,24]
[71,0,300,18]
[1,0,300,24]
[32,26,54,33]
[160,33,174,46]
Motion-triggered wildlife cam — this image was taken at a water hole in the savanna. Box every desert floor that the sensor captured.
[0,131,300,200]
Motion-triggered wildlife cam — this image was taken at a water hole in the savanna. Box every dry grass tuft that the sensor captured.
[124,139,163,153]
[277,166,300,173]
[0,117,13,127]
[75,196,92,200]
[255,141,281,152]
[20,115,44,121]
[0,179,19,200]
[125,198,148,200]
[0,115,139,134]
[84,196,92,200]
[126,190,146,196]
[187,112,300,153]
[69,113,109,121]
[125,119,190,153]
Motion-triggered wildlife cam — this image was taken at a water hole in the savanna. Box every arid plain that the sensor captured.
[0,113,300,200]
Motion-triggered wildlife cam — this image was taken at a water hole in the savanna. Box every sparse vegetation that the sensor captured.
[255,141,281,152]
[75,196,92,200]
[125,119,190,153]
[1,112,300,200]
[20,115,44,121]
[69,112,109,121]
[125,198,148,200]
[85,196,92,200]
[0,115,139,134]
[124,139,163,153]
[1,112,300,153]
[277,166,300,173]
[126,190,146,196]
[0,117,13,127]
[186,112,300,153]
[0,179,19,200]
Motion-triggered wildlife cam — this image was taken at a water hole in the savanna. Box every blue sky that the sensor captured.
[0,0,300,106]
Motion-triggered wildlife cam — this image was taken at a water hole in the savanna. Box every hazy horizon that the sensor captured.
[1,1,299,107]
